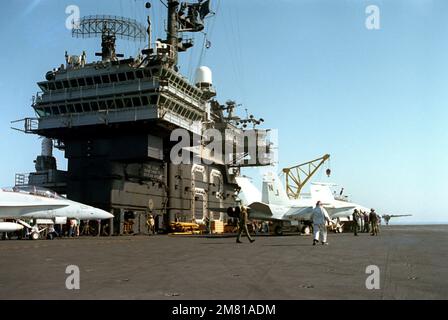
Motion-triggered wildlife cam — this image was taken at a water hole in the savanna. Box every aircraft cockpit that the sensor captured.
[1,186,65,200]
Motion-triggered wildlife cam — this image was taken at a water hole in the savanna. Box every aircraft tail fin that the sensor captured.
[310,183,335,205]
[262,172,290,205]
[235,176,262,205]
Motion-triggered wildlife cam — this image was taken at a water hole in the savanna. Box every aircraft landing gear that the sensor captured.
[273,223,283,236]
[30,231,40,240]
[302,225,311,235]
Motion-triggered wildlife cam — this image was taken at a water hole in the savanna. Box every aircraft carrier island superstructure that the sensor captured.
[15,1,274,235]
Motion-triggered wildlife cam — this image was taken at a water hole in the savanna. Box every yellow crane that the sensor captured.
[282,154,331,199]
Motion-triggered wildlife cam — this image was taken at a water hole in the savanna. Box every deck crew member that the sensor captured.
[353,209,360,236]
[311,201,332,245]
[363,211,370,233]
[237,206,255,244]
[369,209,379,236]
[147,214,156,235]
[359,210,364,231]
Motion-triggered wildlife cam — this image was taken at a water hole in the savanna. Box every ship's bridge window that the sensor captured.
[115,99,124,108]
[118,73,126,82]
[90,101,99,111]
[124,98,132,108]
[78,78,86,86]
[70,79,78,87]
[35,107,48,117]
[75,103,83,113]
[98,101,107,110]
[50,106,60,115]
[132,97,141,107]
[38,83,49,91]
[48,82,56,91]
[86,77,94,86]
[55,82,63,90]
[67,104,75,113]
[101,75,110,84]
[62,80,70,89]
[94,76,102,85]
[126,72,135,80]
[136,70,144,79]
[106,100,115,109]
[141,96,149,106]
[59,105,68,114]
[150,95,158,105]
[110,73,118,82]
[82,102,90,112]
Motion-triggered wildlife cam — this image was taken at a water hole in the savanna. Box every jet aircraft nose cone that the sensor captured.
[97,209,114,220]
[85,207,114,220]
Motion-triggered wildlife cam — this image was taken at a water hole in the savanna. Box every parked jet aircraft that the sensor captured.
[233,175,314,235]
[0,186,113,239]
[234,173,367,234]
[236,175,312,219]
[382,214,412,225]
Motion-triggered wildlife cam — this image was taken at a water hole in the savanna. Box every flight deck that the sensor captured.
[0,225,447,300]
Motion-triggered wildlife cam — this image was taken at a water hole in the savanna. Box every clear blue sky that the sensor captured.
[0,0,447,223]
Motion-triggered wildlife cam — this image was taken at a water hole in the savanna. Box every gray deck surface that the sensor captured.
[1,225,447,300]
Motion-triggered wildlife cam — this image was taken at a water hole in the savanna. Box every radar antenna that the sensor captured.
[72,15,147,61]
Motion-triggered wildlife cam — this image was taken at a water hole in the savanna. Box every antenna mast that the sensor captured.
[167,0,180,66]
[164,0,213,69]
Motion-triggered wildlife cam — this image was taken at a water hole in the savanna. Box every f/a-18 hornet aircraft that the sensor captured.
[0,186,113,239]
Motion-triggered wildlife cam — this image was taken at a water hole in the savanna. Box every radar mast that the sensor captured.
[165,0,213,68]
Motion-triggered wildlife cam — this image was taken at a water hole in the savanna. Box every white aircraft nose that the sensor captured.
[95,208,114,220]
[84,207,114,220]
